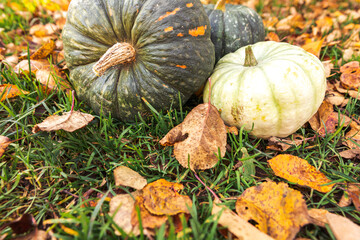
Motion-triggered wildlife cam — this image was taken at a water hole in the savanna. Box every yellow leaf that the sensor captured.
[236,181,310,240]
[268,154,335,192]
[0,84,29,101]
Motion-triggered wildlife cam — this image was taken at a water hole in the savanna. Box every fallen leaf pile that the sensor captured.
[109,167,192,237]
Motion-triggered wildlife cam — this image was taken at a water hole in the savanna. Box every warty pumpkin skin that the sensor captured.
[203,41,327,139]
[203,3,265,62]
[62,0,215,121]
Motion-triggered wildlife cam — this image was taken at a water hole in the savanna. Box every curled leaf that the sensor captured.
[32,111,94,133]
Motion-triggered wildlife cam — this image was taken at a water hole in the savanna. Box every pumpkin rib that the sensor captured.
[65,0,118,46]
[258,65,282,135]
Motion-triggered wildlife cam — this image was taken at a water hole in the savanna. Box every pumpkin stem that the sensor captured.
[92,42,136,76]
[244,46,258,67]
[214,0,226,11]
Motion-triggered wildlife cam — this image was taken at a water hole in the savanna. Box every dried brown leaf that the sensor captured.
[235,181,310,240]
[307,208,329,227]
[0,136,11,158]
[113,166,147,190]
[109,192,141,236]
[32,111,94,133]
[268,154,335,192]
[326,212,360,240]
[212,199,274,240]
[267,135,305,152]
[160,103,227,170]
[14,59,48,74]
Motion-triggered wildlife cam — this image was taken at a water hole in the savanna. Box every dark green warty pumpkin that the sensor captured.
[62,0,215,121]
[203,1,265,62]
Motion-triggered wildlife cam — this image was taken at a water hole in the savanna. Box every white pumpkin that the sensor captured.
[203,41,326,138]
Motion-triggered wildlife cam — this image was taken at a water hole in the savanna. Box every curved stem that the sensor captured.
[214,0,226,11]
[92,42,136,76]
[244,46,258,67]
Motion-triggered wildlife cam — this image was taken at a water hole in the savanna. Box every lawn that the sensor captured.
[0,0,359,239]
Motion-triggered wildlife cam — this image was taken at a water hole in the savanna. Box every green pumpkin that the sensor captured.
[204,41,326,139]
[203,1,265,62]
[62,0,215,121]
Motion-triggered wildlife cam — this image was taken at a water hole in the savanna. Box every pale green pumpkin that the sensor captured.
[203,41,326,138]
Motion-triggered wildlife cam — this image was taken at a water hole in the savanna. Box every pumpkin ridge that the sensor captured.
[97,0,121,42]
[258,65,282,135]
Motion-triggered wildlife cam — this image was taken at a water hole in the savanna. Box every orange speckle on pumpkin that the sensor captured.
[157,8,180,22]
[177,33,184,37]
[164,26,174,32]
[189,25,207,37]
[186,3,193,7]
[176,65,187,69]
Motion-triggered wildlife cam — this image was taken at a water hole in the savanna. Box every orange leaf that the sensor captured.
[302,39,324,57]
[235,181,310,240]
[268,154,335,193]
[142,179,192,216]
[0,84,29,101]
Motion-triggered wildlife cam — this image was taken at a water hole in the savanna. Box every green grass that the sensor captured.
[0,1,360,239]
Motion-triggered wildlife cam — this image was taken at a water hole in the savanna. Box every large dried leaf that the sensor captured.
[32,111,94,133]
[0,136,11,158]
[235,181,310,240]
[160,103,227,170]
[142,179,192,216]
[268,154,335,193]
[212,199,274,240]
[0,84,29,101]
[109,192,141,236]
[114,166,147,190]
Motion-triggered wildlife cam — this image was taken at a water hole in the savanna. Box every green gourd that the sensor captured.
[62,0,215,121]
[203,0,265,62]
